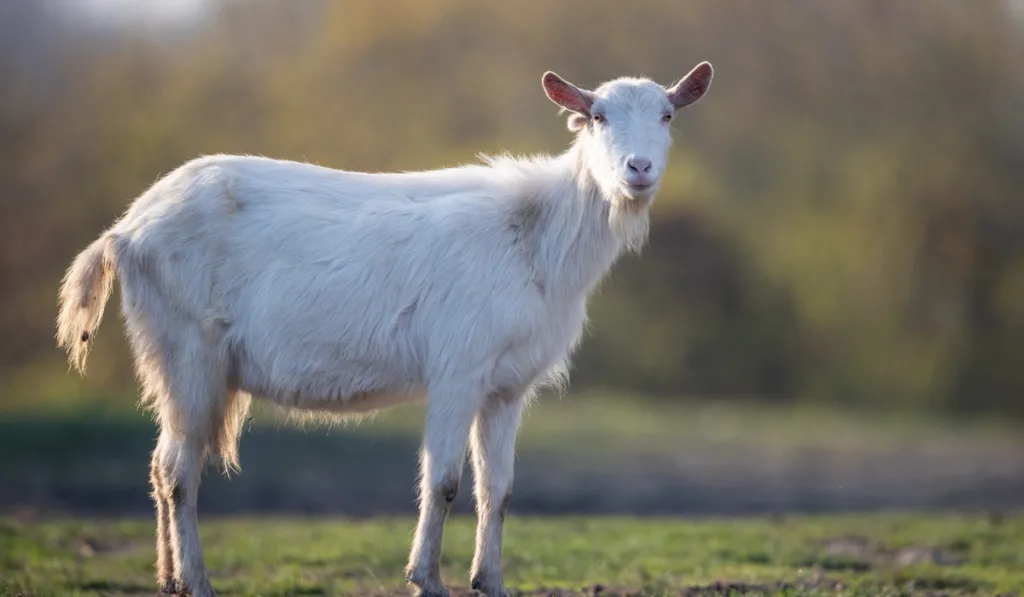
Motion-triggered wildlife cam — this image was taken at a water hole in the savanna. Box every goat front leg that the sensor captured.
[468,392,525,597]
[406,382,480,597]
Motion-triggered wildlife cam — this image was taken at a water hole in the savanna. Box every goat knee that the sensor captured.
[435,477,460,510]
[498,491,511,521]
[165,479,185,505]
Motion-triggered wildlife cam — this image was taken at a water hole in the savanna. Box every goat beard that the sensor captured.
[609,200,651,253]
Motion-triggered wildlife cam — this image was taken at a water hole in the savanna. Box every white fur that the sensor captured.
[56,66,712,597]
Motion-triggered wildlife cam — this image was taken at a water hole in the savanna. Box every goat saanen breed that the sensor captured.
[56,62,713,597]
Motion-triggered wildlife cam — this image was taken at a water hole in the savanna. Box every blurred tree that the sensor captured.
[1,0,1021,416]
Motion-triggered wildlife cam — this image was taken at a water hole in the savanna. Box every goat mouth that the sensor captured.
[623,181,655,193]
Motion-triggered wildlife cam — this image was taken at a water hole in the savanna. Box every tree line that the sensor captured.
[1,0,1022,415]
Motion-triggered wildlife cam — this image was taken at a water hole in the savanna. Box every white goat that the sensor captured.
[56,63,713,597]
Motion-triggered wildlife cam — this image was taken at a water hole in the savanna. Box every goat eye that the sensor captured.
[662,113,673,122]
[592,114,605,124]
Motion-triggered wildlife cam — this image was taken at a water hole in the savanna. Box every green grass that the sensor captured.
[3,513,1023,596]
[3,393,1023,594]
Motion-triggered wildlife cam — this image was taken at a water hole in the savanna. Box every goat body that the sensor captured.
[63,148,622,445]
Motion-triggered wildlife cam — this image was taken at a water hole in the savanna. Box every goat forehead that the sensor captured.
[595,79,669,115]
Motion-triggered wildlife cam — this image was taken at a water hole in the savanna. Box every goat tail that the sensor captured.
[57,234,116,374]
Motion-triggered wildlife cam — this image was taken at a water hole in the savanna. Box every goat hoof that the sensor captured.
[406,565,449,597]
[172,580,216,597]
[471,577,510,597]
[157,579,179,595]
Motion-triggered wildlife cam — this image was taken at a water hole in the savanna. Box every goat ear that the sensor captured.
[542,71,594,116]
[667,61,713,109]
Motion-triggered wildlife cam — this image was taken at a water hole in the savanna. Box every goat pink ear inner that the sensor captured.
[668,61,713,109]
[542,72,593,115]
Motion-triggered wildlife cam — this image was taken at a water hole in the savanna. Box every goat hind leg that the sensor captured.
[150,450,178,594]
[155,428,215,597]
[151,368,223,595]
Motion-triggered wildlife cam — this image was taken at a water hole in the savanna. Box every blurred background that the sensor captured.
[1,0,1023,518]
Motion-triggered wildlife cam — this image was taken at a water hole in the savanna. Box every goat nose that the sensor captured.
[627,157,652,174]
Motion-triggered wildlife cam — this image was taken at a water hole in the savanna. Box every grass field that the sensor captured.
[3,392,1023,595]
[2,513,1023,596]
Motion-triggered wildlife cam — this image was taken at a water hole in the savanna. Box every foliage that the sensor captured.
[1,0,1023,414]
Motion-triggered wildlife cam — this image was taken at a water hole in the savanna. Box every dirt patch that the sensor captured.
[364,577,999,597]
[367,582,824,597]
[812,535,967,570]
[63,533,145,559]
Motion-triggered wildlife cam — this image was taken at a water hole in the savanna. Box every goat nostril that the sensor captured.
[628,158,652,175]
